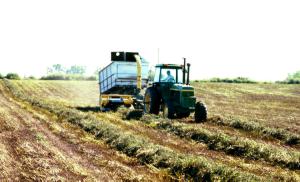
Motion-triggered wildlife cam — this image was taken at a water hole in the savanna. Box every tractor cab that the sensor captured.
[154,64,183,84]
[144,59,207,122]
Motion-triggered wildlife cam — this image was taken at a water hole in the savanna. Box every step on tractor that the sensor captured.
[98,52,207,122]
[143,58,207,122]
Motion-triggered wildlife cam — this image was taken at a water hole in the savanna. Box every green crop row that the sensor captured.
[207,117,300,146]
[126,113,300,171]
[2,79,261,181]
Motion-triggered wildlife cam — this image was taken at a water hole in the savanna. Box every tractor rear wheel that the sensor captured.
[144,87,160,115]
[162,101,175,119]
[195,101,207,123]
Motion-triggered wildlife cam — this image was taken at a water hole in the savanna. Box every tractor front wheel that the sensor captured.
[144,87,160,115]
[195,101,207,123]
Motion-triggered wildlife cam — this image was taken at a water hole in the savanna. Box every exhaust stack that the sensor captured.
[187,63,191,85]
[183,58,186,84]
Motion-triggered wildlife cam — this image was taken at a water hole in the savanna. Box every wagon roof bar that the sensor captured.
[155,64,182,69]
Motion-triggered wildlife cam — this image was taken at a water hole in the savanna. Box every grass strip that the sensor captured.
[125,113,300,171]
[208,116,300,146]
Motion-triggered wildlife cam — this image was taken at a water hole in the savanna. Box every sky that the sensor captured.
[0,0,299,81]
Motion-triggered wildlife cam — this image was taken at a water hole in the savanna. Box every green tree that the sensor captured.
[47,64,65,75]
[148,68,155,81]
[66,65,86,75]
[288,71,300,79]
[28,76,36,80]
[6,73,21,80]
[42,64,92,80]
[53,64,64,73]
[94,68,101,76]
[284,70,300,84]
[47,67,53,74]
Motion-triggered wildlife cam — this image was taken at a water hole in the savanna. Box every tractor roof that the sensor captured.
[155,64,182,69]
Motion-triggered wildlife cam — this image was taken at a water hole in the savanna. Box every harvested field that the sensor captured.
[0,81,164,181]
[195,83,300,133]
[1,79,299,181]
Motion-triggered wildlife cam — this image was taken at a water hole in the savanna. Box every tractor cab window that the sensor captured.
[154,67,161,82]
[161,69,176,83]
[177,69,183,83]
[154,67,183,83]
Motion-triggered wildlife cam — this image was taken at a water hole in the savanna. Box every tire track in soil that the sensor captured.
[0,84,83,181]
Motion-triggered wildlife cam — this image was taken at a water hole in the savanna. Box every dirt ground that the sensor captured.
[1,80,299,181]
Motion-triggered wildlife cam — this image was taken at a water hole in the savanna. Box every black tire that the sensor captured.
[162,101,175,119]
[144,87,160,115]
[195,101,207,123]
[126,110,144,120]
[125,104,132,108]
[176,111,190,119]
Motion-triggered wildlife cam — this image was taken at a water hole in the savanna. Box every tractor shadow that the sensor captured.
[74,106,144,120]
[74,106,101,112]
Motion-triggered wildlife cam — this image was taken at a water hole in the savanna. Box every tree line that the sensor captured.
[1,67,299,84]
[276,70,300,84]
[193,70,300,84]
[41,64,97,80]
[0,64,98,81]
[0,73,21,80]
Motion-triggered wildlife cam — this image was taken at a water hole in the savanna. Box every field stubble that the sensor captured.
[0,80,164,181]
[2,80,300,181]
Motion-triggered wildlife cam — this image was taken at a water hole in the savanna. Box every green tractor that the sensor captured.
[143,59,207,122]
